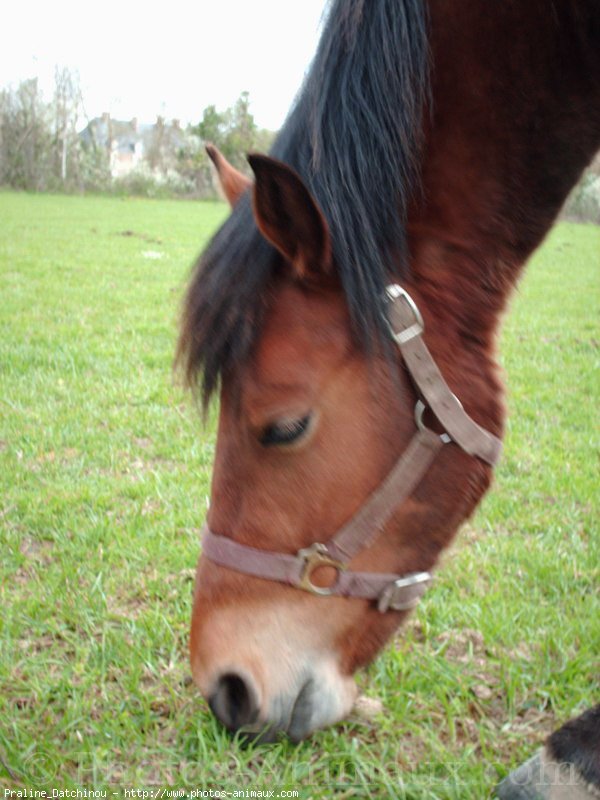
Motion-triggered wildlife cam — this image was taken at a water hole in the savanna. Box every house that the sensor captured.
[79,113,187,177]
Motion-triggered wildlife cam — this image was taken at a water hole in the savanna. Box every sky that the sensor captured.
[1,0,327,131]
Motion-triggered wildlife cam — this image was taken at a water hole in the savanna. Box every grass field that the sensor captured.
[0,191,598,799]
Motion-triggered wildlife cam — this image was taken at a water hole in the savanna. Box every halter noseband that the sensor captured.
[201,285,502,613]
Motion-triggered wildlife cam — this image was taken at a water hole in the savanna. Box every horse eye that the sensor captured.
[259,414,312,447]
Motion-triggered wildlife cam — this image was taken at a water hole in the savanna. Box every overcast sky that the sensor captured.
[1,0,327,130]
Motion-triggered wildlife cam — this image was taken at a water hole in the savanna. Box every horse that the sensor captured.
[177,0,600,742]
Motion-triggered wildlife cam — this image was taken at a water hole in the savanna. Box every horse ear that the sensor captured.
[247,154,333,283]
[206,144,251,207]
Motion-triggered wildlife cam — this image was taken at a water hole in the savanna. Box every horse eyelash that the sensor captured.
[259,415,312,447]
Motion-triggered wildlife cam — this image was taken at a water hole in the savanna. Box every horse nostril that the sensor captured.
[208,672,259,731]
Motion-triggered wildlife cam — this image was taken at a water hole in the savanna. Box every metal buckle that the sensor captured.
[415,399,454,444]
[385,284,425,344]
[297,543,345,596]
[377,571,432,613]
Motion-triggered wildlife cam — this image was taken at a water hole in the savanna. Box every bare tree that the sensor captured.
[52,67,85,187]
[0,78,52,189]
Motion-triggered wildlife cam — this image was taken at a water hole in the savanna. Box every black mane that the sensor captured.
[178,0,430,405]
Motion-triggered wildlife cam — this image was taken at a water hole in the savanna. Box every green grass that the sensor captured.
[0,191,598,799]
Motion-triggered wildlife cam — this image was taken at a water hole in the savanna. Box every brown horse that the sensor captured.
[177,0,600,741]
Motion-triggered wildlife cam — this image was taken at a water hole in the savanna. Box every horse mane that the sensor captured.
[178,0,430,406]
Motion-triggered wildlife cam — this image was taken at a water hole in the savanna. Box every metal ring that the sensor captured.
[297,543,345,596]
[414,400,452,444]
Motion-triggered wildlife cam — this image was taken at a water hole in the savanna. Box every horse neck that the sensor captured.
[406,0,600,355]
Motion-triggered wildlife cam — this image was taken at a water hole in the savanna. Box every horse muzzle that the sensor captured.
[203,659,357,742]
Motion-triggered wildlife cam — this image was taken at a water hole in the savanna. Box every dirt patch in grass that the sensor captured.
[117,230,163,245]
[18,536,54,563]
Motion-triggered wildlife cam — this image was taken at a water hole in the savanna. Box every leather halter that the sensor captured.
[201,285,502,612]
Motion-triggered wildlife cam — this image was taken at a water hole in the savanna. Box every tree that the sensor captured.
[51,66,84,187]
[194,104,227,148]
[189,91,275,195]
[0,69,88,191]
[0,78,52,189]
[225,91,257,168]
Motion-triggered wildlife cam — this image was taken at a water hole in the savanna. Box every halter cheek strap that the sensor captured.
[200,285,502,613]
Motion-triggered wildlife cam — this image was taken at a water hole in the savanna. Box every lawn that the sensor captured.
[0,191,598,799]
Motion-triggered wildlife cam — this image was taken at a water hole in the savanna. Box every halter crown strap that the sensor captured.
[200,284,502,613]
[385,285,502,465]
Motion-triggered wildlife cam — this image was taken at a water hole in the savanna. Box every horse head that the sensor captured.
[179,151,498,740]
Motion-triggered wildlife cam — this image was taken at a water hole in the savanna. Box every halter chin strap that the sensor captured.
[200,284,502,613]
